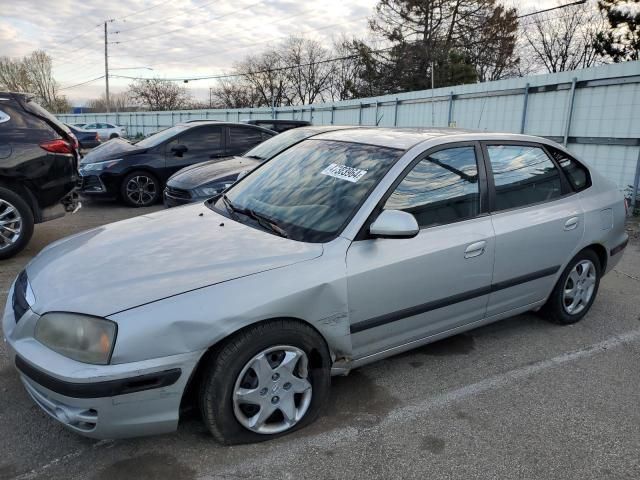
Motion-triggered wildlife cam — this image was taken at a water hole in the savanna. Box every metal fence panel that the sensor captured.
[58,62,640,195]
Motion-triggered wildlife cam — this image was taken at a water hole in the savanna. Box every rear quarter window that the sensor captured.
[0,102,57,141]
[546,146,591,192]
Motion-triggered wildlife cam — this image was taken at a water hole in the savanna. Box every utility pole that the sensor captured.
[104,21,110,113]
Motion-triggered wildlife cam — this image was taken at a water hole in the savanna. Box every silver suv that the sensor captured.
[3,128,628,444]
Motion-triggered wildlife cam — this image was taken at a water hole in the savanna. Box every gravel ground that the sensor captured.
[1,201,639,480]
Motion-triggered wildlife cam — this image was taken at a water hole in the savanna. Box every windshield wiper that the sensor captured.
[245,209,289,238]
[221,194,240,220]
[244,154,264,161]
[221,194,288,238]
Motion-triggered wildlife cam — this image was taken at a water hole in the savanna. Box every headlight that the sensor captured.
[194,183,233,197]
[34,313,117,365]
[80,158,122,172]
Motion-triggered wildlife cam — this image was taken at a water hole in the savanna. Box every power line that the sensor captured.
[59,75,105,90]
[110,48,393,83]
[48,23,103,49]
[517,0,587,18]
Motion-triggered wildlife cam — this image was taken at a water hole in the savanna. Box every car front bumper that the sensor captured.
[163,187,204,208]
[3,284,204,439]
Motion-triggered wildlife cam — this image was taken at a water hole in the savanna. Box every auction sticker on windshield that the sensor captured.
[321,163,368,183]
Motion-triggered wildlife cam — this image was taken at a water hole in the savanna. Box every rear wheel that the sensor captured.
[542,249,601,325]
[199,320,331,444]
[120,171,160,207]
[0,187,34,260]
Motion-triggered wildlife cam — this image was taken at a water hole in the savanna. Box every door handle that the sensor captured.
[464,241,486,259]
[564,217,579,231]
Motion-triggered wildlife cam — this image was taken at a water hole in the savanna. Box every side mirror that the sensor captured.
[171,144,188,157]
[369,210,419,239]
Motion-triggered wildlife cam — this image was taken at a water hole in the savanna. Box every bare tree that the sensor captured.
[87,92,130,112]
[0,51,70,113]
[0,57,30,92]
[210,78,262,108]
[281,37,334,105]
[522,0,606,73]
[127,78,191,111]
[236,50,292,108]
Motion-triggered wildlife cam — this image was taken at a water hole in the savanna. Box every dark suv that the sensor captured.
[0,92,80,259]
[78,121,275,207]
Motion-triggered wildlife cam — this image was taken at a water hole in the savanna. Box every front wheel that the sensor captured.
[109,133,119,139]
[199,320,331,444]
[120,171,160,207]
[542,249,601,325]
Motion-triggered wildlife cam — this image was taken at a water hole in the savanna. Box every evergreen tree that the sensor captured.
[595,0,640,61]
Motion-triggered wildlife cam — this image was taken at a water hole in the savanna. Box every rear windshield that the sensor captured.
[243,128,318,160]
[22,98,71,137]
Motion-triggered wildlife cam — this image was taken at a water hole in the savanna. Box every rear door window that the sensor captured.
[486,144,563,211]
[168,125,224,158]
[228,127,265,155]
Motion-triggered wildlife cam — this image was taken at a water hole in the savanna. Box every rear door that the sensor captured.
[346,143,495,359]
[482,142,584,317]
[164,124,225,176]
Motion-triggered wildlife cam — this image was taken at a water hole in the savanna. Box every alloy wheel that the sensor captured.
[232,345,312,435]
[562,259,597,315]
[0,198,22,251]
[125,175,157,206]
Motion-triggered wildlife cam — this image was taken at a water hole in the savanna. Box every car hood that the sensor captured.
[25,203,322,317]
[80,138,145,163]
[168,156,261,189]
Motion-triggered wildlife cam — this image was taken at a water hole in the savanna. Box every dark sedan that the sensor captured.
[164,125,358,207]
[78,121,275,207]
[66,124,101,150]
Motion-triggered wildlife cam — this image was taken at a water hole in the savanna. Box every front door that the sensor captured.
[346,143,495,360]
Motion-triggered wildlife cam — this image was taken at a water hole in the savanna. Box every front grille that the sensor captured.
[12,270,29,322]
[165,186,192,199]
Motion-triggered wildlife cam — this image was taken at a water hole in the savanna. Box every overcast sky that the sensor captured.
[2,0,558,104]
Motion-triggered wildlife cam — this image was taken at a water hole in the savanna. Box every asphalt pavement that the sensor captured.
[1,201,639,480]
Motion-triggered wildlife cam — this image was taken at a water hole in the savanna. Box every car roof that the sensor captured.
[284,125,361,136]
[311,127,481,150]
[246,119,311,125]
[176,120,276,133]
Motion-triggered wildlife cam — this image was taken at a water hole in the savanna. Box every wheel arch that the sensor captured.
[581,243,608,272]
[0,176,41,221]
[180,316,332,409]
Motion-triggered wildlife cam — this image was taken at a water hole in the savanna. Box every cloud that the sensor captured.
[2,0,559,104]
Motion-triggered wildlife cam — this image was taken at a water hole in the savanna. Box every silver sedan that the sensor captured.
[3,128,628,444]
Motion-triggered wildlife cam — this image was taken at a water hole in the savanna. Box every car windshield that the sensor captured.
[135,124,189,147]
[212,139,403,242]
[243,128,318,160]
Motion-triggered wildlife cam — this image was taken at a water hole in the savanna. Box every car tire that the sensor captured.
[199,319,331,445]
[542,249,601,325]
[109,133,119,139]
[120,171,161,207]
[0,186,34,260]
